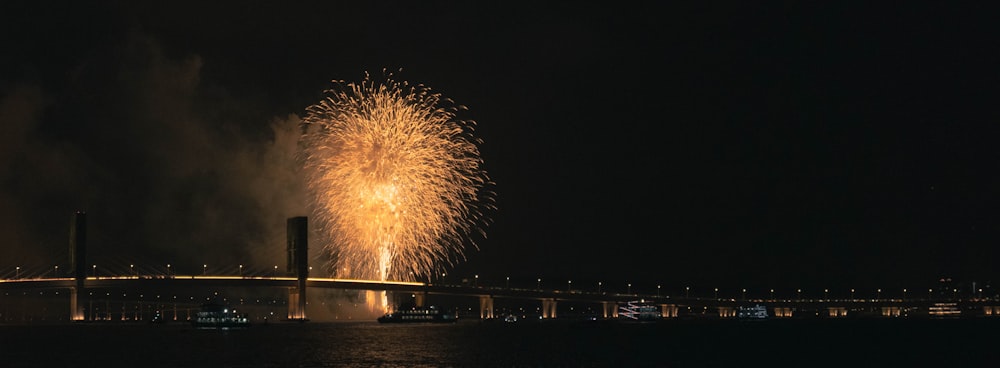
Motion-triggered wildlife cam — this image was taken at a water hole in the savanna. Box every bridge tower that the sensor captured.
[69,211,86,321]
[286,216,309,321]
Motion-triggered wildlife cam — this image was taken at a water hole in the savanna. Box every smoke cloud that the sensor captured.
[0,31,315,276]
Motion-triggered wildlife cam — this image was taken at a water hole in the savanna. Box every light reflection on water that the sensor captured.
[0,318,998,367]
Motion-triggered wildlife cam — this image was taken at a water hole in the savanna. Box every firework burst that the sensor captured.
[301,70,494,285]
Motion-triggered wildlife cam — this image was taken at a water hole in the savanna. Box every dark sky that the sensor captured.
[1,1,999,298]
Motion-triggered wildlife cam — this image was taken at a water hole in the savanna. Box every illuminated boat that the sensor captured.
[191,303,251,329]
[737,304,769,319]
[619,300,662,321]
[377,306,458,323]
[928,302,961,319]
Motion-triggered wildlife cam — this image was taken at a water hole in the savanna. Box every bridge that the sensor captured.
[2,212,999,322]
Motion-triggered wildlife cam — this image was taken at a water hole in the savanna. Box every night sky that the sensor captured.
[2,2,999,298]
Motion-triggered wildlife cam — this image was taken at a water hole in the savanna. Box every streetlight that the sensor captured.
[877,288,881,301]
[742,288,746,301]
[130,264,135,277]
[15,266,20,279]
[903,288,907,301]
[273,265,278,277]
[851,288,855,300]
[537,278,541,290]
[93,264,97,278]
[657,285,661,298]
[474,274,479,287]
[628,283,632,295]
[567,280,572,292]
[599,281,603,294]
[54,265,59,278]
[824,289,828,300]
[685,286,690,298]
[769,289,774,301]
[796,289,801,300]
[203,264,207,275]
[166,264,171,277]
[714,288,718,300]
[239,264,243,277]
[506,276,510,289]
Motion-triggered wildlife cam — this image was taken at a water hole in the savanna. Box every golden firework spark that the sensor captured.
[301,70,494,286]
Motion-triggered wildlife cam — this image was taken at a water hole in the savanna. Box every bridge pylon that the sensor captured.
[286,216,309,321]
[542,298,557,318]
[69,211,86,321]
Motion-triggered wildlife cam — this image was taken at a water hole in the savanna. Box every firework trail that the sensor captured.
[301,70,494,289]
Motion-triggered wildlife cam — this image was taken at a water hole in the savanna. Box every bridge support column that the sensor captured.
[827,307,847,317]
[773,307,793,318]
[479,295,494,319]
[601,301,619,318]
[718,306,735,318]
[881,306,900,317]
[69,288,83,321]
[985,306,1000,316]
[288,288,306,320]
[414,292,426,308]
[660,304,678,318]
[541,298,557,318]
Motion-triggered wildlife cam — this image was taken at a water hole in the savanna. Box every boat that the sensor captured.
[737,304,769,320]
[377,305,458,323]
[191,303,251,329]
[618,300,662,321]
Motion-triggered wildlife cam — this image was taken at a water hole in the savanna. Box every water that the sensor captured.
[1,318,998,367]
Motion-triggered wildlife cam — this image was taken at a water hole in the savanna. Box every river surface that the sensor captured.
[1,318,997,367]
